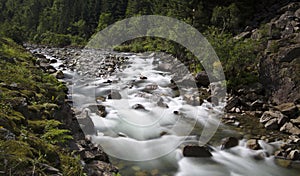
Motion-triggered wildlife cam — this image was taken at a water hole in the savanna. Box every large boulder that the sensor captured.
[195,71,210,87]
[183,145,212,158]
[280,122,300,135]
[274,102,298,118]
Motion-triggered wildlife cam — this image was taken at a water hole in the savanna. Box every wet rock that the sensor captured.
[139,75,148,80]
[53,70,65,79]
[246,139,261,150]
[183,145,212,158]
[287,150,300,160]
[50,59,58,63]
[117,132,128,137]
[108,90,122,100]
[77,110,96,135]
[184,94,203,106]
[207,95,219,106]
[160,131,169,137]
[265,118,279,130]
[252,152,267,160]
[221,137,239,149]
[144,84,158,91]
[132,104,146,110]
[280,122,300,135]
[274,102,298,118]
[88,104,107,117]
[157,98,169,108]
[173,110,180,115]
[156,63,173,71]
[195,71,210,87]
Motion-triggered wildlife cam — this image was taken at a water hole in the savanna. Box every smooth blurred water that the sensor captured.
[48,50,300,176]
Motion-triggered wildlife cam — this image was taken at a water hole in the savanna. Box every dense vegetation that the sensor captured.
[0,0,287,88]
[0,37,84,175]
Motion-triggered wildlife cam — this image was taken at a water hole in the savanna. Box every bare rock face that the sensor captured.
[258,3,300,105]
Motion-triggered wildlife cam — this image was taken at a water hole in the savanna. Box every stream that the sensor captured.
[28,47,299,176]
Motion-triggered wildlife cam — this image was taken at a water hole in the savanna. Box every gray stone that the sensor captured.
[260,111,285,124]
[225,96,240,112]
[275,102,298,118]
[280,122,300,135]
[291,116,300,124]
[108,90,122,99]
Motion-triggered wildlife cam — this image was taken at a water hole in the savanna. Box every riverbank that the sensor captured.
[0,37,119,175]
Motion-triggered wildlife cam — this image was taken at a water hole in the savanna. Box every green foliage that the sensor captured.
[211,3,240,33]
[0,37,81,175]
[0,140,33,175]
[204,27,260,88]
[42,128,73,144]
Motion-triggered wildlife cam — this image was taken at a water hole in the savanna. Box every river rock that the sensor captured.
[246,139,261,150]
[221,137,239,149]
[108,90,122,99]
[265,118,279,130]
[225,96,240,112]
[260,111,285,124]
[132,104,146,110]
[275,102,298,118]
[287,150,300,160]
[183,145,212,158]
[53,70,64,79]
[144,84,158,91]
[156,63,173,71]
[157,98,169,108]
[195,71,210,87]
[88,104,107,117]
[280,122,300,135]
[291,116,300,125]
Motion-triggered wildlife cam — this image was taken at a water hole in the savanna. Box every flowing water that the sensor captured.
[31,48,299,176]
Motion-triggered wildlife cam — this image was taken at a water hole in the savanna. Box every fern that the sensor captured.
[41,128,73,145]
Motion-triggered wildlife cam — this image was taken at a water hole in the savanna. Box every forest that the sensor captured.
[1,0,287,88]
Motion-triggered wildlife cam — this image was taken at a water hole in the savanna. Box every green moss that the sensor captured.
[0,37,83,174]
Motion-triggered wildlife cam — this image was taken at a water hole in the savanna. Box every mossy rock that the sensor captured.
[8,110,27,125]
[28,119,61,134]
[25,135,61,167]
[0,140,34,175]
[0,113,20,135]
